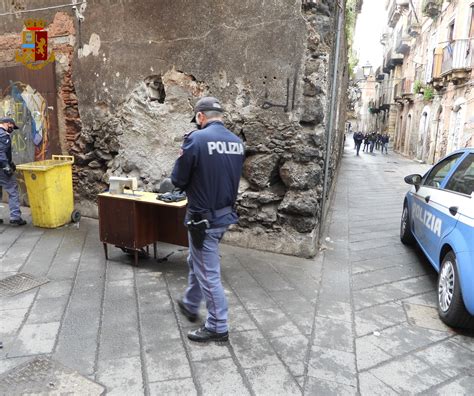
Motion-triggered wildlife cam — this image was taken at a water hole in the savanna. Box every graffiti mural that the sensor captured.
[0,82,50,205]
[1,82,50,164]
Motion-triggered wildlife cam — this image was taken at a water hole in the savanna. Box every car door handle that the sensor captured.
[449,206,458,216]
[424,196,430,203]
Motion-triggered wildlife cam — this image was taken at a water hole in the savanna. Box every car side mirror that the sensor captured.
[404,174,422,191]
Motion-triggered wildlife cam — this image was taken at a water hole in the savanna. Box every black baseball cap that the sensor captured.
[0,117,18,129]
[191,97,224,122]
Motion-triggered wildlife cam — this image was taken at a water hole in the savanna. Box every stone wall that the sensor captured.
[0,0,348,257]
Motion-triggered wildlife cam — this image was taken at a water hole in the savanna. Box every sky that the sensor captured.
[353,0,388,74]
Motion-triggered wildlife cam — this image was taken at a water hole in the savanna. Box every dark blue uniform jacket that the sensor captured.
[0,127,12,167]
[171,121,245,228]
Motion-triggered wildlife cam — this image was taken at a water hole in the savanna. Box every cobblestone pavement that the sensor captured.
[0,142,473,395]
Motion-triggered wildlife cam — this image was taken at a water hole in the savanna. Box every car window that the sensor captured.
[445,154,474,195]
[423,153,463,188]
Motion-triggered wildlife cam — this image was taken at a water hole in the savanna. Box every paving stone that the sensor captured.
[36,280,73,300]
[248,269,295,292]
[312,316,354,353]
[98,356,144,395]
[250,307,302,339]
[232,287,277,311]
[105,278,135,300]
[365,323,450,357]
[20,230,65,277]
[0,289,36,310]
[185,338,232,362]
[355,336,392,371]
[403,303,455,332]
[358,372,397,395]
[352,252,418,274]
[229,305,258,332]
[415,340,474,377]
[304,377,357,395]
[307,345,357,387]
[354,302,406,337]
[0,227,24,257]
[317,299,352,322]
[144,338,192,382]
[0,356,30,375]
[140,309,181,343]
[349,236,400,252]
[26,296,68,324]
[0,233,42,272]
[230,330,281,369]
[401,290,438,308]
[353,275,436,310]
[9,322,61,357]
[451,334,474,352]
[268,334,309,377]
[194,358,249,396]
[369,355,450,394]
[149,378,197,396]
[107,261,135,281]
[245,363,301,395]
[54,333,98,376]
[431,376,474,395]
[353,264,429,291]
[0,308,28,335]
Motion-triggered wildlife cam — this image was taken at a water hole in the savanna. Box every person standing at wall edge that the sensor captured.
[0,118,26,226]
[171,97,245,343]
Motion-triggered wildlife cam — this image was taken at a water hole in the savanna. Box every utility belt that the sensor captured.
[187,206,233,250]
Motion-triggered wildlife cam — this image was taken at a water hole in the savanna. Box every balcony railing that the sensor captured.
[388,1,402,28]
[395,28,411,55]
[422,0,442,18]
[441,39,474,76]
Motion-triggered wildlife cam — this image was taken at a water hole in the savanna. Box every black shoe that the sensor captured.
[187,326,229,343]
[177,299,198,323]
[0,219,3,224]
[10,218,26,226]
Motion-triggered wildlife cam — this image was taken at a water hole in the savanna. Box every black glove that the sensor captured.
[9,162,16,172]
[2,165,13,177]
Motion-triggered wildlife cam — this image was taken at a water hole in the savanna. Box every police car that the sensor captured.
[401,148,474,329]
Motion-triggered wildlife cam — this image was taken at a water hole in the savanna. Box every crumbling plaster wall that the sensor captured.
[71,0,345,257]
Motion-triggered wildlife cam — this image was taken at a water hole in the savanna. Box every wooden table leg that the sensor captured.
[133,250,139,267]
[153,243,157,259]
[103,243,108,260]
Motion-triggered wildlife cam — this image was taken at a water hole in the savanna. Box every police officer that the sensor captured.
[0,118,26,226]
[171,97,244,343]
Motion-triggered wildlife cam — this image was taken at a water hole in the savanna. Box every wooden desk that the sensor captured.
[98,192,188,266]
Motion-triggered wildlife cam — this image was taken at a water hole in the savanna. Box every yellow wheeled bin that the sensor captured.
[16,155,81,228]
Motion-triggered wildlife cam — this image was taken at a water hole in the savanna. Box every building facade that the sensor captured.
[359,0,474,163]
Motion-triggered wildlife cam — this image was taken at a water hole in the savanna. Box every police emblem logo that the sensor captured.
[16,18,55,70]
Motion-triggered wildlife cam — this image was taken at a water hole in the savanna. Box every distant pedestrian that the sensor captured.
[381,134,389,154]
[369,132,376,153]
[354,131,364,156]
[363,134,370,152]
[0,117,26,226]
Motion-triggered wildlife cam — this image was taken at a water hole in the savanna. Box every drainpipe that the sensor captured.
[319,1,344,238]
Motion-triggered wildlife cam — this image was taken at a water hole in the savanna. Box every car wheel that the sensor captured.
[400,203,415,245]
[437,251,474,329]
